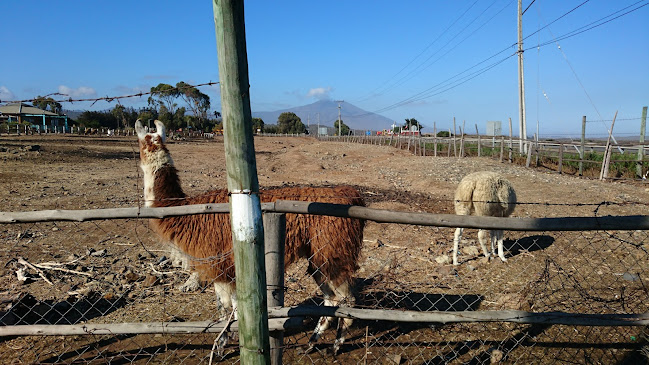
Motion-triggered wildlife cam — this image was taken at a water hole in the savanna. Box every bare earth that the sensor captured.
[1,134,648,364]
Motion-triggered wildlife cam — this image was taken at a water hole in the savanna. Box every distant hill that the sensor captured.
[252,100,395,131]
[62,109,84,120]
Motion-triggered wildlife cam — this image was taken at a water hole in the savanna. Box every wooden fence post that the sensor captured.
[558,143,563,174]
[475,124,481,157]
[433,122,437,157]
[264,213,286,365]
[525,140,533,168]
[637,106,647,178]
[213,1,270,364]
[600,111,618,181]
[579,116,586,176]
[453,118,457,157]
[508,117,513,162]
[459,127,465,158]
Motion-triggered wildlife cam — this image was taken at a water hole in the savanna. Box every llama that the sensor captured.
[135,120,365,352]
[452,171,516,265]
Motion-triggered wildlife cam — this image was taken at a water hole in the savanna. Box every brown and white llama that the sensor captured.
[453,171,516,265]
[135,120,365,352]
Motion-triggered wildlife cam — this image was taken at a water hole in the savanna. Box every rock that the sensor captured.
[622,272,640,282]
[385,354,402,364]
[490,349,504,363]
[123,271,141,283]
[90,249,107,257]
[143,275,160,287]
[462,246,480,256]
[437,265,456,276]
[435,255,451,264]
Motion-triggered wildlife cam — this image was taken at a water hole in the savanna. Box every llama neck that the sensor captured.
[140,155,185,207]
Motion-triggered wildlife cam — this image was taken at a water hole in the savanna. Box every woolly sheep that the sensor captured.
[453,171,516,265]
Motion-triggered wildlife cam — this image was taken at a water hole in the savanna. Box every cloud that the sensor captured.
[307,87,332,100]
[0,86,15,101]
[58,85,97,98]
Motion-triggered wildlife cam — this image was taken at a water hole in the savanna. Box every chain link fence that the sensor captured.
[1,197,648,364]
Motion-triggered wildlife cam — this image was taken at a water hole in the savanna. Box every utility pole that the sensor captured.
[335,100,344,136]
[517,0,527,152]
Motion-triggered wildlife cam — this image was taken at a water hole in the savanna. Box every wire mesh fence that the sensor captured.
[1,201,648,364]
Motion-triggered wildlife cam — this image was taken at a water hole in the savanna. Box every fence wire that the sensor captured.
[1,209,648,363]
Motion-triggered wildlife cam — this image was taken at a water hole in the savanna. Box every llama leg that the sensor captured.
[453,228,463,265]
[307,271,354,353]
[308,278,336,347]
[178,271,202,292]
[214,282,237,319]
[496,230,507,262]
[213,282,237,356]
[478,229,490,259]
[330,281,355,354]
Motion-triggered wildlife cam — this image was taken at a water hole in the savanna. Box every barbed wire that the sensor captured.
[0,81,220,107]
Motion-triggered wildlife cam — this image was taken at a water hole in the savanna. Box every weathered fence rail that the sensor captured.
[3,201,649,231]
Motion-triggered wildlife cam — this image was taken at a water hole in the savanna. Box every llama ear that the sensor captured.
[154,120,166,143]
[135,119,147,140]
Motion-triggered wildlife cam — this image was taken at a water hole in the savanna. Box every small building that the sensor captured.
[0,103,69,132]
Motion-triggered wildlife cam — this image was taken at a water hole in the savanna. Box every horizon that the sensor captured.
[1,1,647,139]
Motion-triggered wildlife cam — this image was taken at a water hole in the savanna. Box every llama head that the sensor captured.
[135,119,172,169]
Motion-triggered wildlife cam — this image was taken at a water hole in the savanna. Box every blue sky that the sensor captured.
[1,1,647,138]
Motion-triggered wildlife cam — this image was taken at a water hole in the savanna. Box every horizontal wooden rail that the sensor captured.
[2,306,648,336]
[2,201,649,231]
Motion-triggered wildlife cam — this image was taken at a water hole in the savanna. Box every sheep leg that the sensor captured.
[495,230,507,262]
[453,228,463,265]
[478,229,491,259]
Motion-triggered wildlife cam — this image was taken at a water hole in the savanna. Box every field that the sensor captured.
[1,134,648,363]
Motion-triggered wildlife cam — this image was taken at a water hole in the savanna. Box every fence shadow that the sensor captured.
[505,234,555,257]
[288,277,484,355]
[0,293,126,326]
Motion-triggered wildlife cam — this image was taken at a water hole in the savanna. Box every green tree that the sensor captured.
[157,105,173,130]
[403,118,423,132]
[32,96,62,114]
[77,110,117,128]
[264,124,278,134]
[277,112,306,134]
[148,83,180,116]
[252,117,264,133]
[176,81,211,124]
[334,119,350,136]
[111,104,127,129]
[137,109,158,128]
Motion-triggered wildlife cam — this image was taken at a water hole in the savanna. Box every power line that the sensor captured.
[384,0,510,93]
[0,81,220,107]
[355,0,482,103]
[352,0,646,117]
[526,0,649,51]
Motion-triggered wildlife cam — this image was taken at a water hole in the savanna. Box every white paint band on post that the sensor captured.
[230,191,263,243]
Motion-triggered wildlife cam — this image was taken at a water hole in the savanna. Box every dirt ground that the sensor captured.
[1,134,648,364]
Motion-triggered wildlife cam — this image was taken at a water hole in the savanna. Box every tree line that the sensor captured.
[29,85,424,136]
